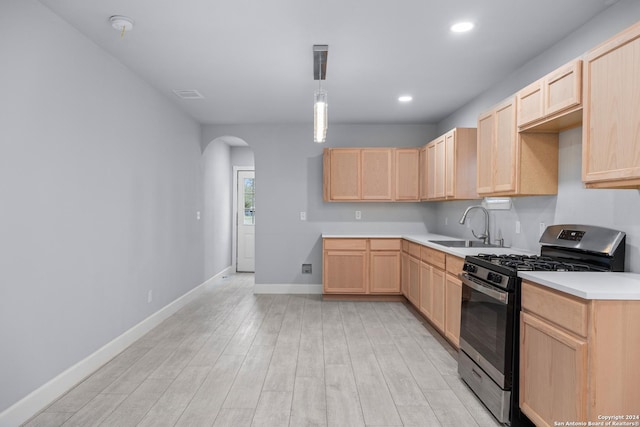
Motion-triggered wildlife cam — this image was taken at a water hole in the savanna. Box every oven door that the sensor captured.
[459,272,514,389]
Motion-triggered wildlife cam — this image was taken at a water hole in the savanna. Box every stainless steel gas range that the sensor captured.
[457,224,626,425]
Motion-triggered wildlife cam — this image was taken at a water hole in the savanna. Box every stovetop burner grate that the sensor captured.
[473,253,607,272]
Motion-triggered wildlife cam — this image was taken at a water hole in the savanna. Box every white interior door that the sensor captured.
[237,170,255,272]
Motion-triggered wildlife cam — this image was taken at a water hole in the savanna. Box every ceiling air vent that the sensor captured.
[172,89,204,99]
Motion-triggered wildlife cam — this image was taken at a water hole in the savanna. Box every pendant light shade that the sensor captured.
[314,89,328,143]
[313,45,328,143]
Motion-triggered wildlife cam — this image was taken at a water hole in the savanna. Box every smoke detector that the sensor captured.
[109,15,134,36]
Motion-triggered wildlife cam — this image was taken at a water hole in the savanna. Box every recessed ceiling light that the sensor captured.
[398,95,413,102]
[451,22,474,33]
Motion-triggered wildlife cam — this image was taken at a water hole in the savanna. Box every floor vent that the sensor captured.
[172,89,204,99]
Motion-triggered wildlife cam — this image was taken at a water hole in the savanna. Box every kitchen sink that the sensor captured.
[428,239,500,248]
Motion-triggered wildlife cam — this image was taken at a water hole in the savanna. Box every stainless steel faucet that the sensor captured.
[459,205,491,245]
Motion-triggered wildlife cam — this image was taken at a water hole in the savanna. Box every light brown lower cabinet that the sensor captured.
[323,238,400,295]
[400,241,421,305]
[370,250,400,293]
[416,247,462,345]
[444,273,462,348]
[519,281,640,426]
[323,239,368,294]
[420,262,445,332]
[419,261,433,319]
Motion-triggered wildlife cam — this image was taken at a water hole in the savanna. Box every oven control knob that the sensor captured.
[463,264,477,273]
[487,272,503,284]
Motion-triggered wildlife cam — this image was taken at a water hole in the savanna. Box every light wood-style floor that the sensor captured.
[25,273,501,427]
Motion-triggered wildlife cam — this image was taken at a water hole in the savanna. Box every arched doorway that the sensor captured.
[202,136,254,277]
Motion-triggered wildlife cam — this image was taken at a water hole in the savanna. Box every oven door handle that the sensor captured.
[459,273,509,305]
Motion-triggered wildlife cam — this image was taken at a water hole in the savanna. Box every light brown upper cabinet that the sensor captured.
[517,59,583,132]
[583,21,640,189]
[423,128,478,201]
[419,146,428,200]
[395,148,420,200]
[362,148,394,200]
[324,148,422,201]
[425,137,444,199]
[324,148,361,200]
[477,96,559,196]
[444,128,478,200]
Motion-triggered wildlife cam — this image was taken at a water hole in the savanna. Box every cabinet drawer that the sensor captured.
[421,247,446,269]
[370,238,401,251]
[446,255,464,276]
[521,281,588,337]
[323,238,367,251]
[402,239,410,252]
[408,242,421,258]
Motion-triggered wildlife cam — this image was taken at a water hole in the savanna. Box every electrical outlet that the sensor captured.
[147,290,153,303]
[515,221,521,234]
[300,211,306,221]
[302,264,312,274]
[355,211,361,220]
[196,211,201,220]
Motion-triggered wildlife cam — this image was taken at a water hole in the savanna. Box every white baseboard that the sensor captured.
[0,266,233,427]
[253,283,323,294]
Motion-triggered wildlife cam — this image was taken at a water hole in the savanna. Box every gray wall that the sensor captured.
[0,0,204,413]
[230,146,255,167]
[202,143,256,277]
[202,124,438,285]
[432,0,640,272]
[203,140,232,278]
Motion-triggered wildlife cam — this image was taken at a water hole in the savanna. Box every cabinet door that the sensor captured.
[445,273,462,348]
[419,262,432,319]
[477,110,495,194]
[426,142,437,199]
[362,149,393,200]
[445,130,456,197]
[493,98,517,193]
[323,250,367,293]
[434,137,446,199]
[419,146,428,200]
[401,251,410,297]
[370,251,401,294]
[517,80,544,127]
[520,312,588,427]
[545,59,582,118]
[329,149,361,200]
[395,148,419,200]
[430,267,446,332]
[408,256,420,305]
[583,23,640,188]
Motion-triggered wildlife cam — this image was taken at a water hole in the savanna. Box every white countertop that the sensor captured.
[322,233,640,300]
[321,232,534,258]
[519,271,640,300]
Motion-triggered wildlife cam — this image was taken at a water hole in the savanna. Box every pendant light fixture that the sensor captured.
[313,45,328,143]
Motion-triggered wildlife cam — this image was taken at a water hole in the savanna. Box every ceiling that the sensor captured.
[38,0,615,126]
